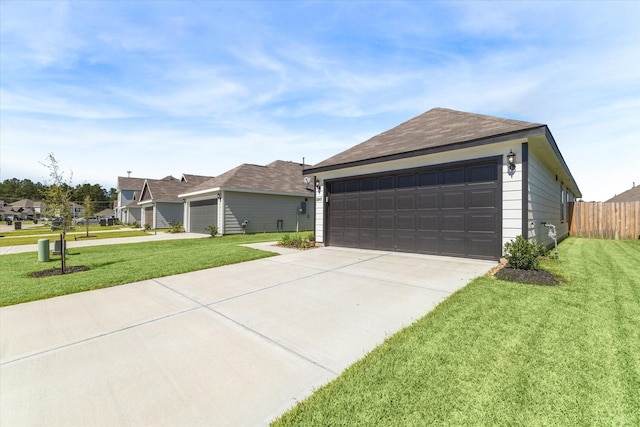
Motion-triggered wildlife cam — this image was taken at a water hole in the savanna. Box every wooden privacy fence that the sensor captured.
[569,201,640,240]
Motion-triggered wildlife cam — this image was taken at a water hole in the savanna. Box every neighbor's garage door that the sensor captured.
[190,199,218,234]
[326,159,501,260]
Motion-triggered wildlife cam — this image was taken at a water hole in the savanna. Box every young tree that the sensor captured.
[83,194,94,238]
[41,153,73,273]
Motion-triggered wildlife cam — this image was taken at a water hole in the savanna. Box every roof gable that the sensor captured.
[307,108,544,172]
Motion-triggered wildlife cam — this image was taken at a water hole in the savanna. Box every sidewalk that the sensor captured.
[0,232,210,255]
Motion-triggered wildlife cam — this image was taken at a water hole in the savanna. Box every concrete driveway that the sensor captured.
[1,246,495,426]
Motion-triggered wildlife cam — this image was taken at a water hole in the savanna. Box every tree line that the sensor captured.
[0,178,117,209]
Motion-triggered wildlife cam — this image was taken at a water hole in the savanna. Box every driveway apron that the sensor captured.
[1,246,495,426]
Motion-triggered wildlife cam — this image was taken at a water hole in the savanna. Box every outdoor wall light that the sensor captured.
[506,150,516,171]
[217,193,221,200]
[315,180,322,193]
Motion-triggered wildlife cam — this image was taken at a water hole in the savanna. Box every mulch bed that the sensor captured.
[30,266,89,278]
[493,265,561,286]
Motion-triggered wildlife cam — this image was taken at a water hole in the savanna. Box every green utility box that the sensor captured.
[38,239,50,262]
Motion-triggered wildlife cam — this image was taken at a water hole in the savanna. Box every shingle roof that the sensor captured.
[182,160,313,196]
[140,176,193,202]
[306,108,544,172]
[606,185,640,203]
[117,177,147,191]
[182,174,214,185]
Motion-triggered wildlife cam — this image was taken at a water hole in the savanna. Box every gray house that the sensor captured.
[115,177,146,225]
[179,161,314,235]
[139,174,212,229]
[304,108,582,261]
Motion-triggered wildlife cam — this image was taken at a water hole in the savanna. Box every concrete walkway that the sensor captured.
[0,231,210,255]
[1,246,495,426]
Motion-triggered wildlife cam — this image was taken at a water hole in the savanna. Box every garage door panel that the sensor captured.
[331,198,345,212]
[440,235,465,257]
[468,188,497,208]
[441,191,465,209]
[360,230,376,249]
[396,194,415,210]
[345,215,359,228]
[468,237,498,259]
[360,215,376,229]
[377,215,394,230]
[441,214,465,232]
[377,195,394,210]
[467,213,497,232]
[417,235,439,254]
[396,232,416,252]
[345,198,360,211]
[418,193,438,210]
[418,214,438,231]
[361,197,376,211]
[376,231,394,250]
[396,214,415,230]
[327,160,500,260]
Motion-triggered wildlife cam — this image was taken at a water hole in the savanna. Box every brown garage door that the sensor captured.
[326,158,501,260]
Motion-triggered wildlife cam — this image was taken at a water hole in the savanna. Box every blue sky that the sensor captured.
[1,1,638,201]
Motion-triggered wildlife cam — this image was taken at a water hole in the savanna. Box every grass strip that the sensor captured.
[1,233,285,306]
[0,229,150,246]
[273,238,640,426]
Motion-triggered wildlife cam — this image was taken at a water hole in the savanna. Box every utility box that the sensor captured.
[38,239,50,262]
[53,239,67,255]
[14,221,22,230]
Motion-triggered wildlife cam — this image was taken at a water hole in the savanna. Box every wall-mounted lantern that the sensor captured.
[506,150,516,172]
[217,193,221,200]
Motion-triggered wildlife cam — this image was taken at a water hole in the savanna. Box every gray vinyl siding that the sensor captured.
[127,207,141,224]
[527,150,569,247]
[155,202,184,228]
[223,192,314,234]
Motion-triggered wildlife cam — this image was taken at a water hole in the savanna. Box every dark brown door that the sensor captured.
[326,159,501,260]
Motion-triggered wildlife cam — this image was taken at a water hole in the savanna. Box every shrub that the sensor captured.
[169,221,184,233]
[144,223,151,231]
[132,221,141,228]
[279,232,315,249]
[503,235,547,270]
[206,224,218,237]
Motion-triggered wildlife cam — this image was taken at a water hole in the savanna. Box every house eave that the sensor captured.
[304,126,546,175]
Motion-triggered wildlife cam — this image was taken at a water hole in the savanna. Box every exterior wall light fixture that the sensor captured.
[315,180,322,193]
[506,150,516,172]
[217,193,221,200]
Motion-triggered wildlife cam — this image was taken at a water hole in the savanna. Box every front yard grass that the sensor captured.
[0,226,146,246]
[1,233,285,307]
[273,237,640,426]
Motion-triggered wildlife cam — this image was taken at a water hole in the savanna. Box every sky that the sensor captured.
[1,1,638,201]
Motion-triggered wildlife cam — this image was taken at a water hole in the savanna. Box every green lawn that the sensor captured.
[0,229,150,246]
[273,238,640,426]
[1,233,285,307]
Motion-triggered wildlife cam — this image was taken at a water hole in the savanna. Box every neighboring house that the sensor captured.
[304,107,582,261]
[606,183,640,203]
[7,199,43,220]
[139,174,213,229]
[179,161,314,235]
[115,177,147,225]
[96,208,115,218]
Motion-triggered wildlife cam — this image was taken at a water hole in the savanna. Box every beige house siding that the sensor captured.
[223,191,314,235]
